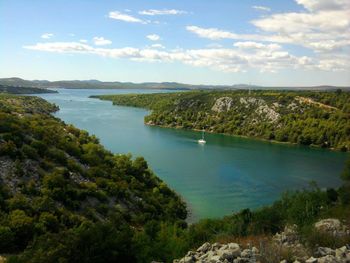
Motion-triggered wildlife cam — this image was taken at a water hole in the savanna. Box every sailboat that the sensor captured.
[198,129,206,144]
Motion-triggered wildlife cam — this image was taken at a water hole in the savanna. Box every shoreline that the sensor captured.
[144,120,344,153]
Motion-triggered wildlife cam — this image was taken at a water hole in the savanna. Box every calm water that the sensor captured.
[38,89,348,221]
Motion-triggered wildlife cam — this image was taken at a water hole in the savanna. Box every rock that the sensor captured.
[251,247,259,255]
[317,255,339,263]
[314,218,348,237]
[335,246,347,258]
[178,255,195,263]
[209,255,221,262]
[227,243,241,257]
[306,257,318,263]
[211,242,221,251]
[315,247,335,257]
[239,97,265,107]
[240,249,252,258]
[255,105,280,123]
[233,257,249,263]
[280,260,288,263]
[212,97,234,112]
[197,242,211,253]
[273,224,300,246]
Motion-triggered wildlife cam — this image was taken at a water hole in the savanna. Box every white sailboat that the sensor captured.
[198,129,206,144]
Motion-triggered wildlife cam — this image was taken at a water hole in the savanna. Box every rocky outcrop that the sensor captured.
[212,97,234,113]
[175,242,350,263]
[239,97,265,107]
[255,105,280,123]
[273,225,300,247]
[239,97,280,123]
[175,219,350,263]
[303,245,350,263]
[174,242,258,263]
[314,218,349,237]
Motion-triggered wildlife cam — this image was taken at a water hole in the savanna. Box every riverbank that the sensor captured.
[91,90,350,152]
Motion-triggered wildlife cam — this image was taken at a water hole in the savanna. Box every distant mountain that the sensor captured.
[0,77,348,91]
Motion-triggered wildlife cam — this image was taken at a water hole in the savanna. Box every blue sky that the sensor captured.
[1,0,349,86]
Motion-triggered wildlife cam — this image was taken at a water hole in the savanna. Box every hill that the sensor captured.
[0,94,349,263]
[93,90,350,151]
[0,94,186,262]
[1,77,349,91]
[0,84,57,94]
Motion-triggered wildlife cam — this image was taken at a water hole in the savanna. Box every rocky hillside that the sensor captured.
[94,90,350,151]
[0,95,186,262]
[176,219,350,263]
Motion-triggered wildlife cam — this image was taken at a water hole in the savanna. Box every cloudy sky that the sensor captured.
[1,0,349,86]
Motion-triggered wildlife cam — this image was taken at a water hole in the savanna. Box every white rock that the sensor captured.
[212,97,234,112]
[316,247,335,257]
[317,255,338,263]
[335,246,347,258]
[197,242,211,253]
[306,257,318,263]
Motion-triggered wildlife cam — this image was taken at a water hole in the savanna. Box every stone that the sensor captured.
[211,97,234,112]
[227,243,241,258]
[273,224,299,246]
[315,247,335,257]
[209,255,221,262]
[305,257,318,263]
[314,218,348,237]
[240,249,252,258]
[335,246,347,258]
[197,242,211,253]
[178,255,195,263]
[317,255,338,263]
[251,247,259,255]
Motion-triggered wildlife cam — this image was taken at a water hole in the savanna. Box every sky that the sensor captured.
[0,0,349,86]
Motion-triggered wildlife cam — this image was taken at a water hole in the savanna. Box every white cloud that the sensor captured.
[151,43,165,49]
[41,33,54,39]
[24,41,343,73]
[186,26,238,40]
[252,5,271,12]
[139,9,187,16]
[109,11,146,24]
[80,39,88,43]
[187,0,350,69]
[93,37,112,46]
[147,34,161,41]
[206,43,223,48]
[234,41,281,51]
[296,0,349,11]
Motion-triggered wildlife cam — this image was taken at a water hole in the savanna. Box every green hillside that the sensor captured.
[0,94,186,262]
[94,90,350,151]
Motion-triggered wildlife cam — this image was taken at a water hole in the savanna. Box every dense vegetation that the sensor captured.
[0,94,349,263]
[0,84,57,94]
[94,89,350,151]
[0,94,186,262]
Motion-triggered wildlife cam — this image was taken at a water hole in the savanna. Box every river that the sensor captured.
[38,89,348,222]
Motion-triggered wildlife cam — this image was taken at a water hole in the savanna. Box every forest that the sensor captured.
[0,94,349,263]
[94,89,350,151]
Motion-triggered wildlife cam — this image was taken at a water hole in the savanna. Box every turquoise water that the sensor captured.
[38,89,348,221]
